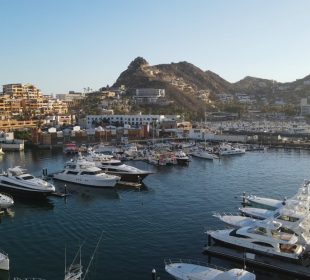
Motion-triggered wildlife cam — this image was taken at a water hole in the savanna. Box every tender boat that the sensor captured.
[54,159,120,188]
[0,249,9,271]
[207,220,307,262]
[0,167,55,196]
[165,259,256,280]
[84,153,153,182]
[0,193,14,209]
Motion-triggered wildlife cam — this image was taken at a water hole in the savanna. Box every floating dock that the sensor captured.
[203,243,310,279]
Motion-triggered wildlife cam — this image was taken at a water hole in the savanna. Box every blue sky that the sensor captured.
[1,0,309,94]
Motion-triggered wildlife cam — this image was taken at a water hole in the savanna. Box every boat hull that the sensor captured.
[0,183,53,197]
[0,254,9,271]
[53,175,118,188]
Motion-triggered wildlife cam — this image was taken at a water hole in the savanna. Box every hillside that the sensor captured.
[110,57,310,118]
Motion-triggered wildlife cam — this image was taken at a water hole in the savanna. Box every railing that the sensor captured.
[164,258,228,272]
[13,278,46,280]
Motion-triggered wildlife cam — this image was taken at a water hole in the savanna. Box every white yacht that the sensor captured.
[191,148,216,160]
[218,143,245,156]
[215,207,310,245]
[207,220,306,261]
[0,249,9,270]
[54,159,120,188]
[84,153,153,182]
[0,193,14,209]
[0,167,55,196]
[239,207,273,219]
[174,150,190,164]
[165,259,256,280]
[244,179,310,209]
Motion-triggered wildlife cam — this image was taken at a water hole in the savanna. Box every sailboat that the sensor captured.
[64,232,104,280]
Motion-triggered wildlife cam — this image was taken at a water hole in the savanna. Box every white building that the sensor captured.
[134,88,165,104]
[301,98,310,116]
[85,114,180,128]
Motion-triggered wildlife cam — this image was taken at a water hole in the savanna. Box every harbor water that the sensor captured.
[0,148,310,279]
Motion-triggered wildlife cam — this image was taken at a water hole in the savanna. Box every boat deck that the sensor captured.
[203,244,310,279]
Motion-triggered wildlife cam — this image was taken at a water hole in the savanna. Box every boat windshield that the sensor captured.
[21,175,35,180]
[271,229,294,241]
[81,170,103,175]
[248,227,268,236]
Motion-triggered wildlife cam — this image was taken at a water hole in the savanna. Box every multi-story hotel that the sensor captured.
[0,83,68,119]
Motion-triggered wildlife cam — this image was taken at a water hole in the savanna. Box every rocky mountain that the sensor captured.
[111,57,310,116]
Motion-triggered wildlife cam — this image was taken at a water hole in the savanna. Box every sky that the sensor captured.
[0,0,309,94]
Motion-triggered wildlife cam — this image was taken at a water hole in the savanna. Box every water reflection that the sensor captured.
[55,181,120,201]
[0,270,9,280]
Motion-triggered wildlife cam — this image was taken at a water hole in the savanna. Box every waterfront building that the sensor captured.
[134,88,165,104]
[1,83,68,118]
[85,114,180,128]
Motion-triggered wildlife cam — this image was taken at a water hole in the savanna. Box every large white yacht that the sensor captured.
[215,205,310,245]
[0,249,9,271]
[0,167,55,196]
[84,153,153,182]
[54,159,120,188]
[165,259,255,280]
[0,193,14,209]
[244,179,310,209]
[207,220,306,262]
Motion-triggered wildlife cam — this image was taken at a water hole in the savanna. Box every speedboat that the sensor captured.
[0,193,14,209]
[174,150,190,164]
[0,167,55,196]
[218,143,245,156]
[207,220,306,261]
[165,259,256,280]
[84,152,153,182]
[0,250,9,270]
[54,159,120,188]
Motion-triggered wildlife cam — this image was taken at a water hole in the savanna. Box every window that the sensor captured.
[67,171,78,175]
[252,241,273,248]
[21,175,34,180]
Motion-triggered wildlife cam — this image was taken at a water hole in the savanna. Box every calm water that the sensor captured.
[0,148,310,280]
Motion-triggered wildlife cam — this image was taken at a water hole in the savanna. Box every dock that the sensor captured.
[203,244,310,279]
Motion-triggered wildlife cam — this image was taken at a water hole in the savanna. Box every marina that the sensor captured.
[0,147,310,279]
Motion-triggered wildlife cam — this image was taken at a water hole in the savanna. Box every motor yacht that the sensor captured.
[84,152,153,182]
[165,259,256,280]
[243,179,310,209]
[53,159,120,188]
[191,148,216,160]
[215,206,310,245]
[207,220,306,262]
[174,150,190,164]
[0,249,9,271]
[0,167,55,196]
[0,193,14,209]
[218,143,245,156]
